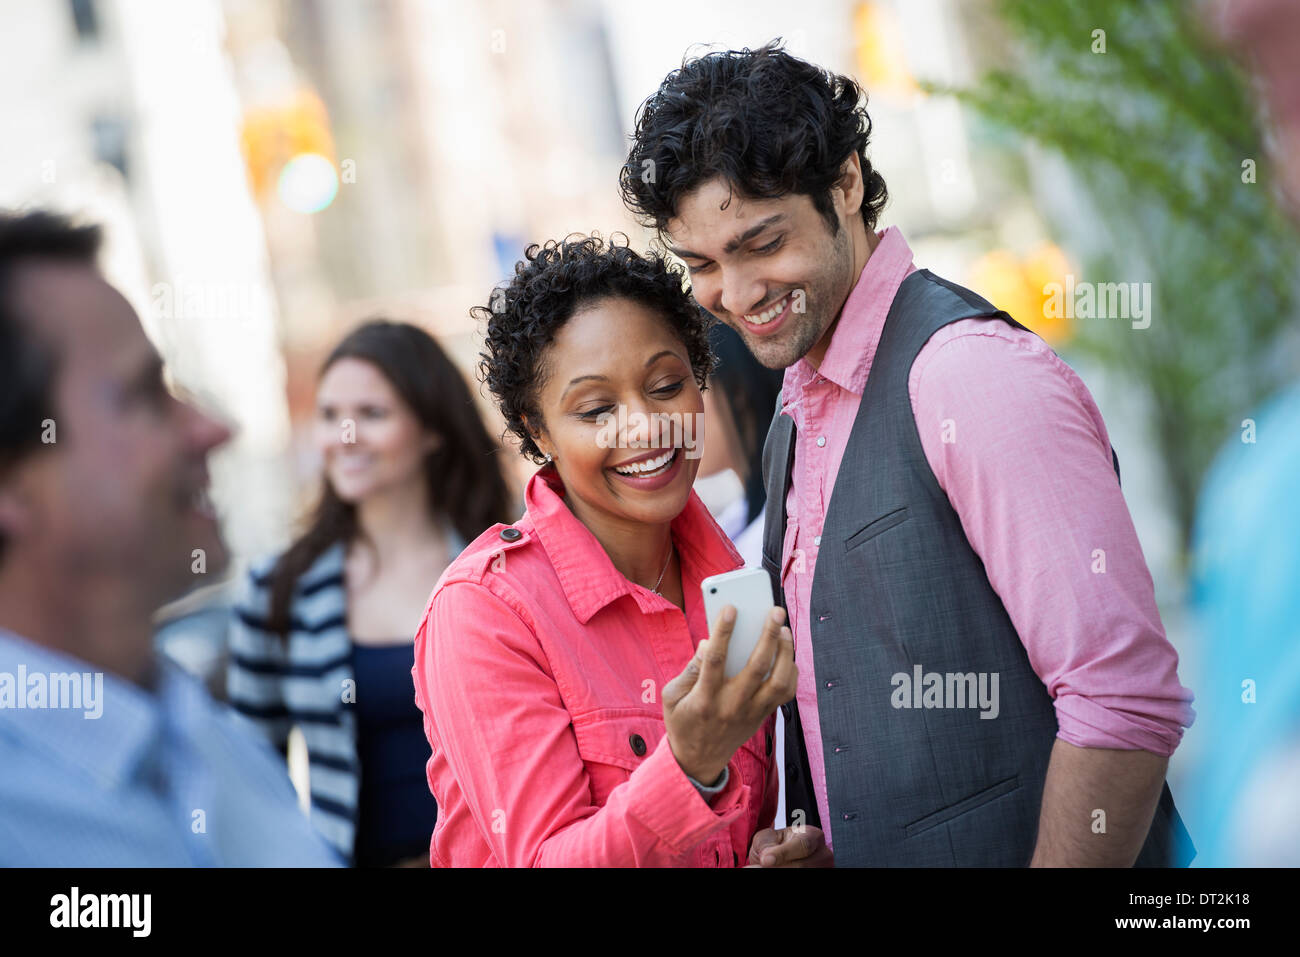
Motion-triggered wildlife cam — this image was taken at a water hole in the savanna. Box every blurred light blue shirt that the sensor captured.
[1189,383,1300,866]
[0,628,341,866]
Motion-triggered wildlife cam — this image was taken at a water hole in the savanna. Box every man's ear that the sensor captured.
[0,466,41,546]
[834,151,865,216]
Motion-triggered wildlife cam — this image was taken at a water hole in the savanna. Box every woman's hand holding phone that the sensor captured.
[662,603,796,786]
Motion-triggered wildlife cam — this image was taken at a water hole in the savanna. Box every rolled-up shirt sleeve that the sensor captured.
[415,580,748,866]
[910,323,1195,756]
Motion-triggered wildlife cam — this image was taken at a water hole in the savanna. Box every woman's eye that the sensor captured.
[654,380,685,397]
[578,404,615,421]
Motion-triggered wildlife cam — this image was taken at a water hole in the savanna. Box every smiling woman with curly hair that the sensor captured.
[409,233,816,867]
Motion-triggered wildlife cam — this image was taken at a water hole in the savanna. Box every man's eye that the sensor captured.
[756,237,783,254]
[134,377,169,408]
[687,261,714,274]
[578,405,615,421]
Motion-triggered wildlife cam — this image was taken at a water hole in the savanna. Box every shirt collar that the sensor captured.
[783,225,916,399]
[0,628,195,790]
[522,465,743,624]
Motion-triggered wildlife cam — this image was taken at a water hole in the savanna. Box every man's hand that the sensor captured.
[745,825,834,867]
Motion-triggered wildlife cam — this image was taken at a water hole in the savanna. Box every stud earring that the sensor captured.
[544,453,553,463]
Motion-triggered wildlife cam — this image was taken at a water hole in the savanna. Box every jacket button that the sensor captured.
[765,731,773,756]
[499,527,522,542]
[629,733,647,757]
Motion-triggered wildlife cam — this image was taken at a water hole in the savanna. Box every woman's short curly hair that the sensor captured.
[474,233,714,464]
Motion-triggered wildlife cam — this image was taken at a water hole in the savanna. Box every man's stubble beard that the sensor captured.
[744,222,855,371]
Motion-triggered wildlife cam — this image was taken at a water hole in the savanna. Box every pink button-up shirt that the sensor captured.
[413,465,778,866]
[781,226,1196,847]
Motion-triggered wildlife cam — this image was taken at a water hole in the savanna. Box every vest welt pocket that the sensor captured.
[902,774,1021,839]
[843,505,910,551]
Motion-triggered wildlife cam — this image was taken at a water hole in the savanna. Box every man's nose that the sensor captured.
[186,401,233,455]
[719,267,764,319]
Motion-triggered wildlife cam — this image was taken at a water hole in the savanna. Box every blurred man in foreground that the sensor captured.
[0,210,339,866]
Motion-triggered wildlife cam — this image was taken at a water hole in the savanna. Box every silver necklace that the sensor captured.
[650,542,675,595]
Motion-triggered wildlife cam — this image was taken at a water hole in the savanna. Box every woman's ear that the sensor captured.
[522,414,550,461]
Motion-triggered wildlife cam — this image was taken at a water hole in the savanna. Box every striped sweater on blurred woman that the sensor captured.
[226,543,361,860]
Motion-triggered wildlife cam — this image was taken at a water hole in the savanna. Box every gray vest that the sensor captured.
[761,269,1194,866]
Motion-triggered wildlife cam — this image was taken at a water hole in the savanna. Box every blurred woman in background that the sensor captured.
[693,318,785,568]
[227,319,514,866]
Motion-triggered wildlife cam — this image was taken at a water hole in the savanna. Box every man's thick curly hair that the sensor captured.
[474,234,714,464]
[620,39,888,236]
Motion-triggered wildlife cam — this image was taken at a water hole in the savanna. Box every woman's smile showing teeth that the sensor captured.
[614,449,675,475]
[607,446,685,490]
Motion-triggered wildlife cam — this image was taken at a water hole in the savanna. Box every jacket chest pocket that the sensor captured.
[570,710,664,806]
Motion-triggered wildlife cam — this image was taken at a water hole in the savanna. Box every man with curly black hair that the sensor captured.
[622,40,1195,867]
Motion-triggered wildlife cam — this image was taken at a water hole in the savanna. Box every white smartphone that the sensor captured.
[701,568,778,680]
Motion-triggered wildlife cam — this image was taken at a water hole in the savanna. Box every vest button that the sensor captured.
[499,527,522,542]
[629,733,647,757]
[816,435,826,447]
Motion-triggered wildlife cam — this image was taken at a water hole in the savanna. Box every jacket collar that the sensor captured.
[522,465,743,625]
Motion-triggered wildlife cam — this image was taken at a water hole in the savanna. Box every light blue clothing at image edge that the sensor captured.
[0,628,342,866]
[1189,383,1300,866]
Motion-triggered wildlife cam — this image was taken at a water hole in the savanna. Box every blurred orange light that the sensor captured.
[240,89,336,198]
[854,1,918,102]
[967,243,1075,347]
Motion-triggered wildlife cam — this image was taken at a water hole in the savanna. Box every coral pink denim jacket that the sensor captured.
[412,464,778,867]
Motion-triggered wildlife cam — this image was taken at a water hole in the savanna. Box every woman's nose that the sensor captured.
[332,415,364,447]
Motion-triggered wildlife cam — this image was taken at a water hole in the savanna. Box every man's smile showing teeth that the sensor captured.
[744,293,792,325]
[612,448,677,475]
